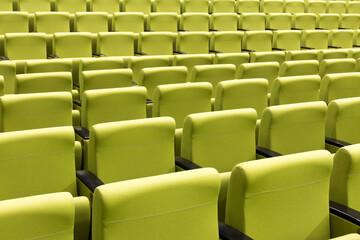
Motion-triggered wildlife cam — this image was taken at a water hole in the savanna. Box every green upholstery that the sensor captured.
[0,12,29,34]
[139,66,187,100]
[225,150,333,239]
[138,32,175,55]
[239,13,266,31]
[351,49,360,60]
[319,58,356,78]
[339,14,360,30]
[0,192,77,239]
[317,13,340,30]
[292,13,316,30]
[285,49,319,61]
[326,97,360,144]
[258,101,327,154]
[129,55,170,84]
[56,0,87,13]
[5,33,47,60]
[173,53,214,73]
[210,13,238,31]
[189,64,236,97]
[270,75,321,105]
[320,73,360,104]
[152,82,212,128]
[97,32,135,57]
[81,87,147,129]
[347,2,360,14]
[92,168,220,240]
[25,59,72,73]
[176,32,211,54]
[15,72,72,94]
[74,12,108,33]
[147,13,178,32]
[236,0,259,13]
[261,0,284,13]
[123,0,151,14]
[318,49,349,61]
[210,0,236,13]
[180,13,210,31]
[0,75,4,96]
[80,69,132,100]
[250,51,285,63]
[266,13,292,30]
[0,92,73,132]
[0,60,16,94]
[154,0,181,13]
[53,32,92,58]
[301,30,330,49]
[182,0,209,13]
[329,30,355,49]
[91,0,120,13]
[278,60,319,77]
[330,144,360,211]
[214,78,268,118]
[79,57,123,73]
[34,12,70,34]
[307,0,326,14]
[272,30,301,51]
[284,0,305,13]
[242,30,273,52]
[210,31,243,53]
[236,61,280,93]
[18,0,50,12]
[214,52,249,68]
[88,117,175,183]
[112,12,144,33]
[0,0,13,11]
[327,1,346,14]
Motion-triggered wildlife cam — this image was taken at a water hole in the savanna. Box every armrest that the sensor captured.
[146,99,153,104]
[241,49,255,52]
[74,126,90,140]
[0,56,9,60]
[330,201,360,226]
[209,29,220,31]
[353,45,360,48]
[73,100,81,107]
[219,222,253,240]
[210,50,223,54]
[291,27,303,30]
[338,27,350,30]
[237,28,249,31]
[47,54,59,59]
[135,52,148,56]
[266,28,278,31]
[144,30,155,32]
[256,146,282,158]
[92,53,106,57]
[76,170,104,193]
[173,51,187,54]
[272,47,286,51]
[178,30,189,32]
[175,156,202,170]
[325,137,351,148]
[328,45,341,49]
[301,46,315,50]
[316,28,327,30]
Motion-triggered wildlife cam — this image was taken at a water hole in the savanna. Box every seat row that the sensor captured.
[2,0,360,14]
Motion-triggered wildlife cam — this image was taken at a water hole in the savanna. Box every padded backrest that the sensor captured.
[0,0,13,11]
[56,0,86,13]
[301,30,329,49]
[139,66,187,100]
[318,49,349,62]
[239,13,266,31]
[210,31,243,53]
[261,0,283,13]
[123,0,151,14]
[347,2,360,14]
[112,12,144,33]
[210,13,238,31]
[329,29,354,48]
[138,32,174,55]
[93,168,220,240]
[237,0,259,13]
[273,30,301,51]
[270,75,321,106]
[25,59,72,73]
[97,32,135,56]
[318,58,356,78]
[242,30,272,52]
[182,109,257,172]
[307,0,326,14]
[279,60,319,77]
[180,13,210,31]
[18,0,51,12]
[53,32,92,58]
[226,150,333,239]
[0,92,73,132]
[317,13,339,30]
[91,0,120,13]
[320,72,360,103]
[88,117,176,183]
[327,1,346,14]
[326,97,360,144]
[153,82,212,128]
[81,87,147,129]
[330,144,360,211]
[79,57,123,73]
[34,12,70,34]
[284,0,305,13]
[176,32,211,54]
[5,33,47,60]
[0,12,29,34]
[75,12,108,33]
[0,127,77,200]
[129,56,170,84]
[0,192,75,239]
[15,72,72,94]
[250,51,285,63]
[340,14,360,30]
[211,0,236,13]
[147,13,178,32]
[292,13,316,30]
[258,101,327,154]
[266,13,292,30]
[182,0,209,13]
[155,0,181,13]
[173,54,213,71]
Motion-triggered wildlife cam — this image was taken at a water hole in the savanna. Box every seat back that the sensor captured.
[176,32,211,54]
[182,0,209,13]
[317,13,339,30]
[5,33,47,60]
[211,0,235,13]
[81,87,147,129]
[97,32,135,56]
[88,117,176,183]
[34,12,70,34]
[53,32,92,58]
[340,14,360,30]
[318,58,356,78]
[301,30,329,49]
[318,49,349,61]
[0,12,29,35]
[327,1,346,14]
[260,0,283,13]
[112,12,144,33]
[258,101,327,154]
[147,13,178,32]
[180,13,210,31]
[279,60,319,77]
[210,13,238,31]
[237,0,259,13]
[138,32,174,55]
[329,29,354,48]
[129,55,170,84]
[91,0,120,13]
[122,0,151,13]
[25,59,72,73]
[75,12,108,33]
[92,168,220,240]
[155,0,181,13]
[56,0,87,13]
[226,150,333,239]
[19,0,51,12]
[273,30,301,51]
[239,13,266,31]
[210,31,243,53]
[292,13,316,30]
[307,0,326,14]
[0,0,13,11]
[266,13,292,30]
[347,2,360,14]
[215,52,249,68]
[242,30,272,52]
[173,53,213,71]
[284,0,305,13]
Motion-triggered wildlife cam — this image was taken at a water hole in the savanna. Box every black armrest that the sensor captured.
[353,45,360,48]
[92,53,106,57]
[241,49,255,52]
[135,52,148,56]
[272,47,286,51]
[144,30,155,32]
[291,27,303,30]
[330,201,360,226]
[301,46,315,50]
[76,170,104,193]
[328,45,341,49]
[209,29,220,31]
[73,100,81,107]
[256,146,282,158]
[266,28,278,31]
[325,137,351,148]
[73,82,80,88]
[132,81,138,86]
[74,126,90,140]
[178,30,189,32]
[173,51,187,54]
[146,99,153,104]
[0,56,9,60]
[237,28,249,31]
[175,156,202,170]
[338,27,350,30]
[210,50,223,54]
[219,222,253,240]
[315,28,327,30]
[47,54,59,59]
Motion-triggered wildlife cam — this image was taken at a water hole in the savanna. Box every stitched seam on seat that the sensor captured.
[245,177,328,198]
[0,150,73,162]
[103,200,216,226]
[26,229,73,240]
[96,140,173,151]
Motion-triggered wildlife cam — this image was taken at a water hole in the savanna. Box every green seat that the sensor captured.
[176,32,211,54]
[250,51,286,64]
[154,0,181,13]
[269,75,321,105]
[147,12,178,32]
[347,2,360,14]
[318,49,349,61]
[4,33,47,60]
[173,54,214,72]
[53,32,93,58]
[18,0,51,12]
[292,13,317,30]
[0,0,13,11]
[182,0,209,13]
[278,60,319,77]
[34,12,70,34]
[210,13,238,31]
[327,1,346,14]
[339,14,360,30]
[307,0,326,14]
[226,150,360,239]
[285,49,319,61]
[317,13,340,30]
[137,32,175,55]
[260,0,283,13]
[0,61,16,94]
[236,0,259,13]
[284,0,305,13]
[258,101,327,155]
[25,59,72,73]
[210,31,243,53]
[211,0,235,13]
[0,75,4,96]
[242,30,273,52]
[265,13,292,30]
[78,57,124,78]
[272,30,302,51]
[112,12,144,33]
[97,32,135,57]
[56,0,87,13]
[91,0,120,13]
[92,168,221,240]
[320,72,360,104]
[319,58,356,78]
[329,30,355,49]
[179,13,210,32]
[214,52,249,68]
[129,55,170,84]
[238,13,266,31]
[122,0,151,14]
[301,30,330,49]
